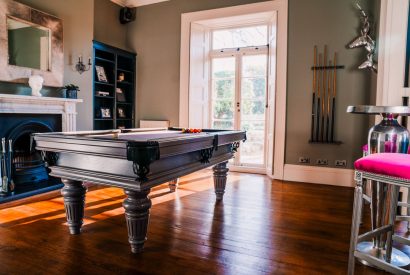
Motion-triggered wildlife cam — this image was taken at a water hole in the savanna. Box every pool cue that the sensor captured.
[321,46,327,142]
[331,53,337,142]
[311,46,317,141]
[315,54,322,141]
[1,138,8,193]
[326,60,332,142]
[8,139,14,192]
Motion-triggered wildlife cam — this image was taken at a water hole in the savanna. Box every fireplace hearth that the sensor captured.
[0,94,82,204]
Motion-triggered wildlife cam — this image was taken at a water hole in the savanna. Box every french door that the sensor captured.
[210,47,268,169]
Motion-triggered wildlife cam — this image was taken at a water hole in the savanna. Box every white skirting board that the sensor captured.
[283,164,355,188]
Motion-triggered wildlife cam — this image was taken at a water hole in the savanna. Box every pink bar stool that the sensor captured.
[349,153,410,274]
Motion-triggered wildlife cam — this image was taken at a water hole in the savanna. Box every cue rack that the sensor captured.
[309,45,344,144]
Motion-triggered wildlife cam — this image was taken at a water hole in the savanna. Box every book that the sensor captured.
[97,91,110,97]
[116,88,126,102]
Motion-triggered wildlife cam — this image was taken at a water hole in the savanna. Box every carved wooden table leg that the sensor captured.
[61,179,87,235]
[213,161,229,200]
[168,178,179,192]
[123,189,152,253]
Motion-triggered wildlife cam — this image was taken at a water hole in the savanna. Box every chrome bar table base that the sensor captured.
[357,241,410,268]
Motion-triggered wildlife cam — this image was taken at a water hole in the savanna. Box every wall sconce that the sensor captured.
[74,55,91,74]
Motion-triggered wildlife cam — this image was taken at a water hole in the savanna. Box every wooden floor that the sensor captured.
[0,171,395,274]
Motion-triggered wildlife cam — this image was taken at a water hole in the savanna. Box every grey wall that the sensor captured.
[94,0,129,51]
[127,0,378,169]
[127,0,267,126]
[5,0,378,169]
[286,0,376,168]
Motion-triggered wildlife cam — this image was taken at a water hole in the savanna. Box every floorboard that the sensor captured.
[0,170,397,274]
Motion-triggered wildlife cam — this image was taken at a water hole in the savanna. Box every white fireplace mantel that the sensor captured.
[0,94,83,131]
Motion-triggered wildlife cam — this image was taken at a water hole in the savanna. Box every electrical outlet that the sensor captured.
[298,157,310,164]
[335,160,347,167]
[316,159,328,166]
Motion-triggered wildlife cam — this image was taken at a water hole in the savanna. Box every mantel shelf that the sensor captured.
[0,94,83,103]
[0,94,82,132]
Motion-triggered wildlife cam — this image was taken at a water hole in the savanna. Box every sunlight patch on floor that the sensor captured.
[0,171,215,227]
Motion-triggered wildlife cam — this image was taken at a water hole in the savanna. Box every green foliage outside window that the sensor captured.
[212,61,266,131]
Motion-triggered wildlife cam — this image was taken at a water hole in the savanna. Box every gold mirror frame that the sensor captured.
[0,0,63,87]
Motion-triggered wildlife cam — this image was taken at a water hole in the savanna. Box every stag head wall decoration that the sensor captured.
[347,3,377,73]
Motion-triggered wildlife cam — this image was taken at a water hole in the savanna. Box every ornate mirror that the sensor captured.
[0,0,63,87]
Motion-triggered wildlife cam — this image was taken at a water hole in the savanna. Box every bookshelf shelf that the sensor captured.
[95,56,115,64]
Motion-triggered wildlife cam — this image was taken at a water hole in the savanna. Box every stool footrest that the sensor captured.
[354,251,409,275]
[393,235,410,246]
[363,194,371,203]
[358,225,393,243]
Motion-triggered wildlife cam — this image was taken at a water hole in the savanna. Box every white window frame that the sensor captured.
[179,0,288,179]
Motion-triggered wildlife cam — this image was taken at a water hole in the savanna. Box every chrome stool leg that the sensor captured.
[360,179,371,225]
[386,185,400,263]
[348,172,364,275]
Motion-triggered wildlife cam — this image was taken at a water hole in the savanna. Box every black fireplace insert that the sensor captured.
[0,114,62,203]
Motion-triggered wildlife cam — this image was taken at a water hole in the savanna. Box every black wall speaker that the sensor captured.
[119,7,136,24]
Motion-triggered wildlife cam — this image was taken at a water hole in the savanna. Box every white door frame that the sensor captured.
[179,0,288,179]
[376,0,410,106]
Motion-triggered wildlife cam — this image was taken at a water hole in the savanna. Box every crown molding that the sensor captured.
[111,0,170,7]
[110,0,127,7]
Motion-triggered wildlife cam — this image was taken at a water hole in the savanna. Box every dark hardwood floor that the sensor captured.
[0,171,391,274]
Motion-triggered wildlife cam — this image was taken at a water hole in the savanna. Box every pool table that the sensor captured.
[33,127,246,253]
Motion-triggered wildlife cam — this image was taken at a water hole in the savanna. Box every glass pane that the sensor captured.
[242,55,267,77]
[241,78,266,99]
[241,100,266,119]
[240,54,267,166]
[211,57,235,130]
[213,100,234,120]
[212,58,235,78]
[240,130,265,165]
[212,25,268,50]
[240,121,265,165]
[212,120,234,130]
[213,79,234,99]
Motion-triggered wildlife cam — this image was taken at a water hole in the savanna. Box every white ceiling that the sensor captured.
[111,0,170,7]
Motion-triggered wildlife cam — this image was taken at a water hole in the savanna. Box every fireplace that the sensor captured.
[11,121,55,187]
[0,94,82,203]
[0,115,62,200]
